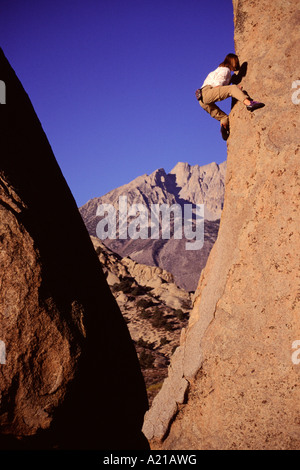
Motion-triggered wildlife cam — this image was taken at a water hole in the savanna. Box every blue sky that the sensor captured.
[0,0,234,207]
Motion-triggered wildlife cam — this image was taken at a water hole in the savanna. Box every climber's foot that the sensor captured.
[221,123,230,141]
[246,100,265,112]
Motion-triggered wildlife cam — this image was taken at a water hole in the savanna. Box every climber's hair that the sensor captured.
[219,53,240,71]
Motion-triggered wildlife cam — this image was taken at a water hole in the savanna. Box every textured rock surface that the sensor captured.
[0,48,149,450]
[143,0,300,450]
[92,236,191,349]
[91,237,192,406]
[80,162,226,291]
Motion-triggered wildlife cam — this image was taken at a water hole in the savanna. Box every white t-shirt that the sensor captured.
[201,66,231,88]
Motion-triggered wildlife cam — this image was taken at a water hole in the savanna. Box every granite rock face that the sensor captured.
[143,0,300,450]
[0,48,149,450]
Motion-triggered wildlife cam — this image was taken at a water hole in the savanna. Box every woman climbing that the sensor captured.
[196,53,264,140]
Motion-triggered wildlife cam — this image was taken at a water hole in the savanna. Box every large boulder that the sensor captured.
[0,48,149,450]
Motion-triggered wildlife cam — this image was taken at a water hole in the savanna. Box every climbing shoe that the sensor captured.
[220,124,230,141]
[246,100,265,112]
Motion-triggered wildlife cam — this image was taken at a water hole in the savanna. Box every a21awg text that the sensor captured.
[103,454,197,467]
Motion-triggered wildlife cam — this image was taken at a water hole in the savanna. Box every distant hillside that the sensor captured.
[80,161,226,291]
[91,236,192,406]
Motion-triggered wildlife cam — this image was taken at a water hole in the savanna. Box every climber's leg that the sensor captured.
[202,84,249,105]
[199,99,229,127]
[217,84,250,103]
[217,85,265,111]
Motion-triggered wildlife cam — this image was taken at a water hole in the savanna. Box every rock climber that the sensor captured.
[196,53,264,140]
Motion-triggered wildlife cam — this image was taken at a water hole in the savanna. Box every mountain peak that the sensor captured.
[169,161,191,175]
[148,167,167,185]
